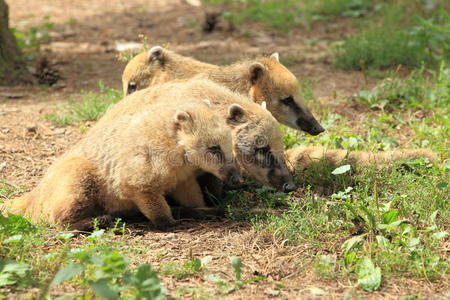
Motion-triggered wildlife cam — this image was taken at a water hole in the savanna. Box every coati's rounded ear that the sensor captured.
[270,52,280,62]
[148,46,164,63]
[249,62,265,85]
[261,101,267,110]
[227,104,246,124]
[174,111,191,124]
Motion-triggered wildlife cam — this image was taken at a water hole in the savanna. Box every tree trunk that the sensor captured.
[0,0,33,85]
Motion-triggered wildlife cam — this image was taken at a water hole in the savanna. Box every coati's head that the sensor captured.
[122,46,166,96]
[174,104,242,186]
[227,102,296,193]
[248,53,325,136]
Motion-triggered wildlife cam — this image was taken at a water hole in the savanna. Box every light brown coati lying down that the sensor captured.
[96,79,296,193]
[286,146,438,171]
[2,103,241,231]
[122,46,325,135]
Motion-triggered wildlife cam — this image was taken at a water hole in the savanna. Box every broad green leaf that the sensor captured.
[266,290,281,296]
[356,257,382,292]
[0,261,30,287]
[358,267,381,292]
[310,287,328,295]
[342,234,367,254]
[184,258,202,272]
[375,235,390,250]
[200,256,213,267]
[429,210,439,222]
[382,210,398,224]
[89,278,118,300]
[432,231,448,239]
[0,213,35,235]
[134,265,163,299]
[418,225,437,232]
[2,262,30,277]
[332,164,351,175]
[135,264,154,282]
[205,274,226,285]
[3,235,23,244]
[51,263,84,286]
[57,233,74,240]
[0,273,16,287]
[123,264,163,299]
[345,252,356,264]
[378,220,406,230]
[408,237,421,249]
[87,229,105,240]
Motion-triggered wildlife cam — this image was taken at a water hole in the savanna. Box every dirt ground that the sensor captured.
[1,1,446,299]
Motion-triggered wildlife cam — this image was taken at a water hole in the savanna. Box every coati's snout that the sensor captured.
[224,164,242,186]
[236,137,297,193]
[267,162,297,193]
[296,116,325,136]
[283,181,297,193]
[278,95,325,136]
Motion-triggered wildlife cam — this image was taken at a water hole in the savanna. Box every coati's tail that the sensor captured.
[286,146,438,171]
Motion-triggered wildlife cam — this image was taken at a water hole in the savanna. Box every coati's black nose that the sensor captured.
[296,118,325,136]
[282,182,297,193]
[229,172,243,186]
[309,124,325,136]
[226,166,242,186]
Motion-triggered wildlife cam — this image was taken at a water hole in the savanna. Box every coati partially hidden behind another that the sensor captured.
[122,46,325,136]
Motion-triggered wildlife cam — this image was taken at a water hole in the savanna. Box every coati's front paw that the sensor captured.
[152,216,177,231]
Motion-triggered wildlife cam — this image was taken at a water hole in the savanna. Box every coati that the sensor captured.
[97,79,296,193]
[122,46,324,135]
[3,103,241,230]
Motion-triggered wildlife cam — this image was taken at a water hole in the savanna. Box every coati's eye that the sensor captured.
[255,145,270,154]
[208,145,223,157]
[127,82,137,95]
[254,145,277,168]
[280,96,294,106]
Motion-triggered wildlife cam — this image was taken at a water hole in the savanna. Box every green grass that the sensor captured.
[356,62,450,110]
[11,16,54,60]
[205,0,449,70]
[0,216,165,299]
[44,81,122,126]
[334,5,450,70]
[204,0,376,32]
[304,0,372,18]
[0,180,25,199]
[219,0,307,32]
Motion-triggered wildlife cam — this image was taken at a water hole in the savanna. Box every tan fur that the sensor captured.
[121,48,324,134]
[98,79,295,191]
[122,49,216,95]
[5,103,238,230]
[286,146,438,171]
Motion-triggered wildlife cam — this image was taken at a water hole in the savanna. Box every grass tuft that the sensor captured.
[356,62,450,110]
[44,81,122,126]
[334,7,450,70]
